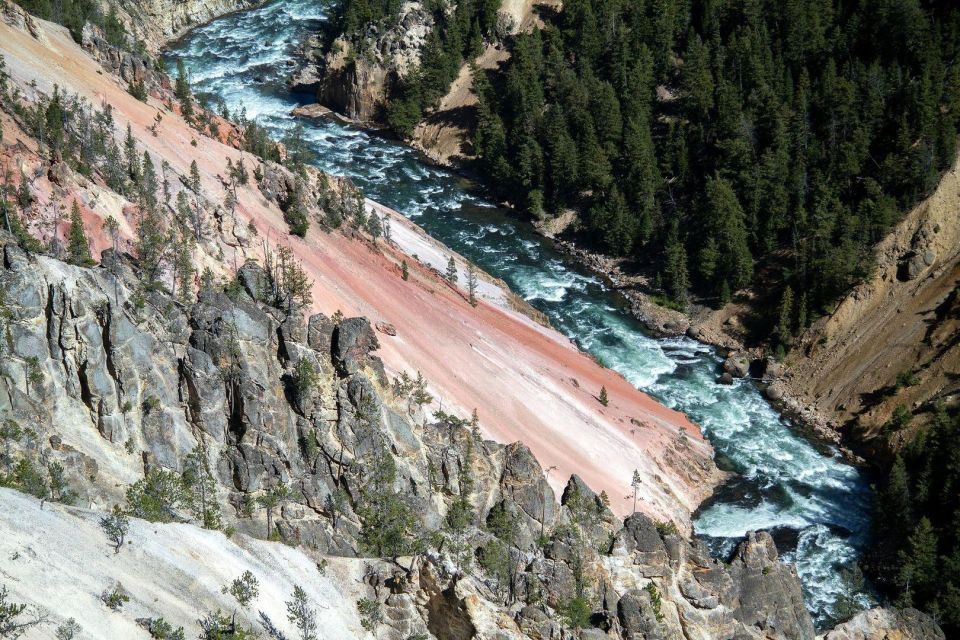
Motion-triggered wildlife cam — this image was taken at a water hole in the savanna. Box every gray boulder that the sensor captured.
[332,317,380,376]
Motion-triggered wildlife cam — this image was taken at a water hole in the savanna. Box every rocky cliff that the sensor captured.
[110,0,262,52]
[298,1,435,124]
[300,0,556,143]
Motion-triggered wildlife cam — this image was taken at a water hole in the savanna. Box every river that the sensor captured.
[169,0,875,625]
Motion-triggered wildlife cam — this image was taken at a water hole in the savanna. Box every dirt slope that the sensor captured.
[781,152,960,447]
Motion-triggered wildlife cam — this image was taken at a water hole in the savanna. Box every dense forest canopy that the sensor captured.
[470,0,960,347]
[873,405,960,632]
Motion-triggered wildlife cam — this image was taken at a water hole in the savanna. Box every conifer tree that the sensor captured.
[189,160,201,194]
[124,124,139,184]
[134,207,167,285]
[366,209,382,243]
[140,151,158,212]
[66,200,93,266]
[258,483,290,539]
[175,58,193,119]
[467,262,478,307]
[445,256,458,284]
[182,443,221,529]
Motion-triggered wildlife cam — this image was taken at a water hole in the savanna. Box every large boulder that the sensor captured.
[723,353,751,378]
[331,317,380,376]
[498,443,556,546]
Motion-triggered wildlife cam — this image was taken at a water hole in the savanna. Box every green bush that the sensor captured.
[125,468,185,522]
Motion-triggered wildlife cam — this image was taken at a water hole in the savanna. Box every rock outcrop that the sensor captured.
[823,607,945,640]
[313,3,435,124]
[114,0,263,52]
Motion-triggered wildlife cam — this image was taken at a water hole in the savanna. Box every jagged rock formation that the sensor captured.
[313,2,436,124]
[0,240,825,639]
[823,607,945,640]
[0,235,939,640]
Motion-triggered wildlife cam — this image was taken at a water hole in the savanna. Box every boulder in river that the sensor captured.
[723,353,751,378]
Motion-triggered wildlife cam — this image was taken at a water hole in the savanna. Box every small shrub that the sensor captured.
[55,618,81,639]
[128,81,148,102]
[645,582,664,622]
[99,505,130,553]
[0,584,46,637]
[222,570,259,608]
[888,404,913,433]
[125,468,184,522]
[148,617,185,640]
[357,597,382,632]
[199,610,259,639]
[101,585,130,611]
[557,595,591,630]
[896,370,919,388]
[654,520,679,536]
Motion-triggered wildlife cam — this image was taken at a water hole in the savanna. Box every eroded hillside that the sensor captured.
[777,151,960,450]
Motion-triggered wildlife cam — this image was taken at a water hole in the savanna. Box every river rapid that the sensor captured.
[169,0,876,625]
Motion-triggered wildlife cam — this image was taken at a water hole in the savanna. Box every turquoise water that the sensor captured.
[169,0,874,624]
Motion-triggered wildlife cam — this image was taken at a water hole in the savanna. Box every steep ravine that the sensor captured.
[168,0,876,626]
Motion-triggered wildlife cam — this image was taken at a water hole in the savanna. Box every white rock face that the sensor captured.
[0,488,370,639]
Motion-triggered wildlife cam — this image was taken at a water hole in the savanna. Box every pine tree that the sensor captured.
[182,443,221,529]
[467,262,478,307]
[189,160,201,194]
[599,386,608,406]
[445,256,458,284]
[896,517,939,607]
[401,259,409,281]
[171,230,195,302]
[631,469,642,513]
[66,200,93,266]
[135,207,167,285]
[258,483,290,539]
[124,124,139,185]
[704,176,753,292]
[662,222,689,305]
[285,585,318,640]
[16,173,32,211]
[775,286,794,350]
[140,151,158,212]
[366,209,382,243]
[175,58,193,119]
